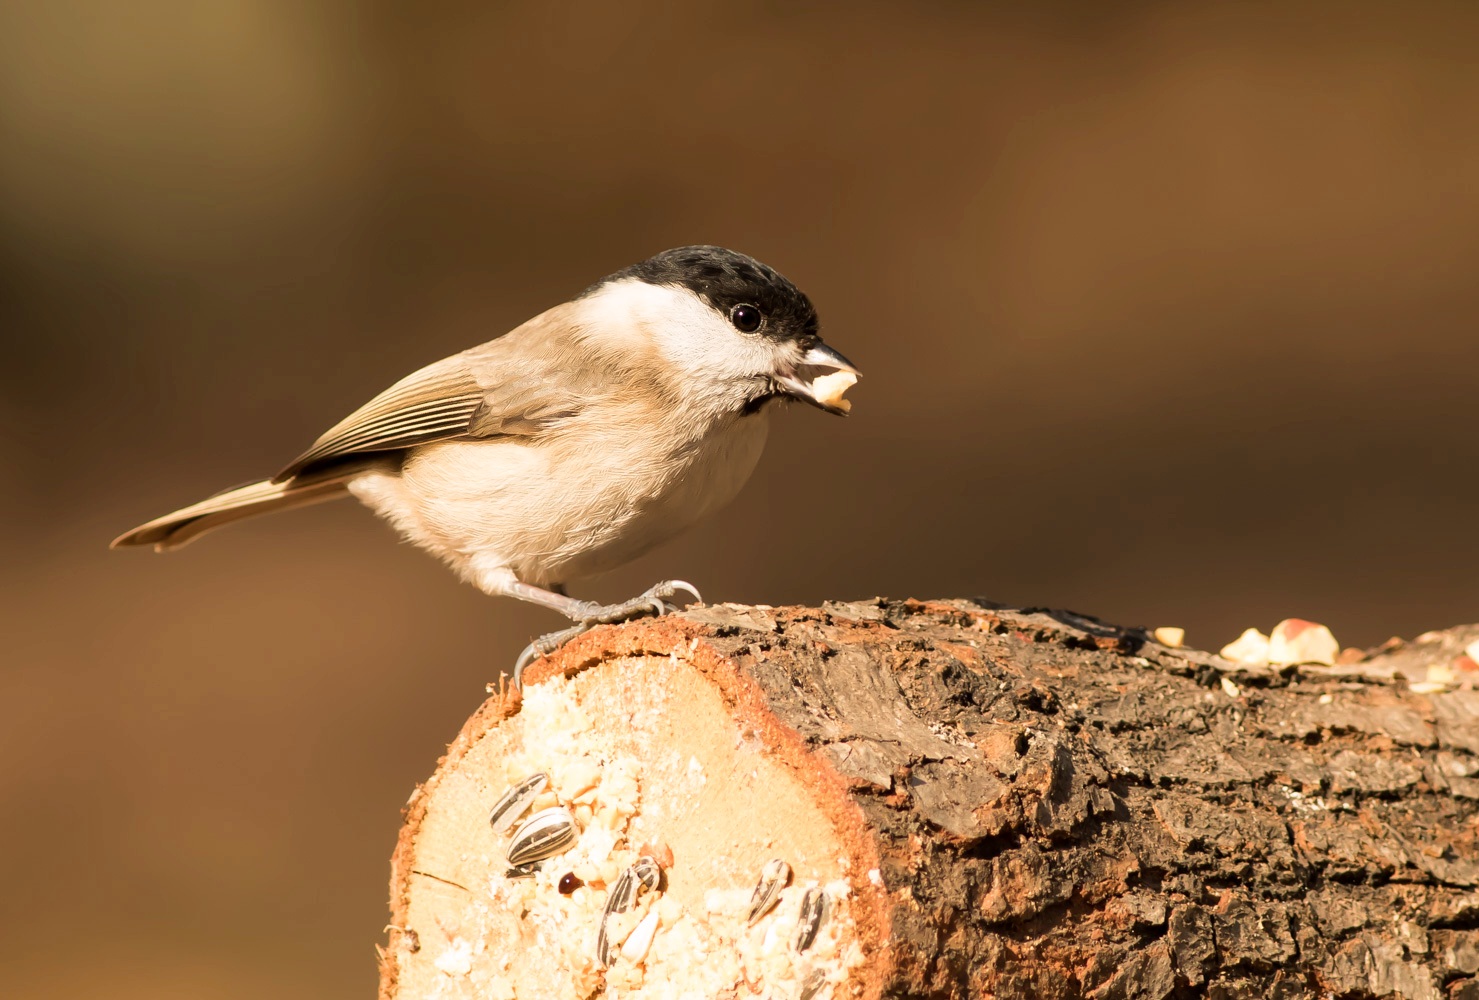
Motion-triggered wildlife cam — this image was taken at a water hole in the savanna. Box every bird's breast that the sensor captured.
[538,409,771,579]
[388,408,771,584]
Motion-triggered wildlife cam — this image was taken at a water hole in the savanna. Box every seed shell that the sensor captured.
[488,772,549,835]
[506,806,578,866]
[799,969,828,1000]
[746,858,792,926]
[604,866,641,916]
[631,855,663,892]
[595,921,616,968]
[596,858,662,967]
[793,887,830,953]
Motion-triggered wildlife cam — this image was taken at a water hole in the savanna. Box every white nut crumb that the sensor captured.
[1220,627,1271,665]
[867,868,884,887]
[621,910,660,963]
[656,895,684,926]
[810,370,857,412]
[1220,676,1241,699]
[1153,626,1185,648]
[606,961,644,989]
[1268,619,1339,666]
[1427,662,1457,686]
[1318,693,1334,705]
[434,938,474,976]
[1409,681,1449,694]
[705,888,750,914]
[604,909,641,952]
[559,758,603,801]
[1466,638,1479,663]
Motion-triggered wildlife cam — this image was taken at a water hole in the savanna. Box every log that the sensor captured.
[377,599,1479,1000]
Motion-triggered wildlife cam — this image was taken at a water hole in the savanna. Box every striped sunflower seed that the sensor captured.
[596,856,664,967]
[505,806,578,866]
[746,858,792,926]
[793,887,830,953]
[799,969,828,1000]
[488,772,549,835]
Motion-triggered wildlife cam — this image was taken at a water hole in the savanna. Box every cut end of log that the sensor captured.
[382,618,885,1000]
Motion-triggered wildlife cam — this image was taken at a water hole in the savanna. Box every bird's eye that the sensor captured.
[729,304,763,333]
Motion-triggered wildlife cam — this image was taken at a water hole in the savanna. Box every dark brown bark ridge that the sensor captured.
[381,599,1479,1000]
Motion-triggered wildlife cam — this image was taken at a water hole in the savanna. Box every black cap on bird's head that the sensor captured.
[592,245,861,414]
[607,246,819,346]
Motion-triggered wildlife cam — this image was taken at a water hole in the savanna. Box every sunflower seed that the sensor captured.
[596,857,663,966]
[604,866,641,917]
[488,772,549,835]
[746,858,792,926]
[794,887,829,952]
[632,854,663,892]
[595,919,618,968]
[506,806,578,866]
[799,970,828,1000]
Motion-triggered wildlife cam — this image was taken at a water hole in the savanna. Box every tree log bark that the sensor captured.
[378,599,1479,1000]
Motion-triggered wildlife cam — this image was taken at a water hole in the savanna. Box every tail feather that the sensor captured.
[112,476,353,551]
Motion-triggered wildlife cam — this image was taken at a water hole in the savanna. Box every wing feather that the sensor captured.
[274,360,485,480]
[273,309,593,482]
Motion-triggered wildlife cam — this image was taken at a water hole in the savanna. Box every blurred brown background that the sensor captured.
[3,1,1478,996]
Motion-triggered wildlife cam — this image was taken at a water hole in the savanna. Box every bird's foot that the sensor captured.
[572,579,703,627]
[512,580,702,688]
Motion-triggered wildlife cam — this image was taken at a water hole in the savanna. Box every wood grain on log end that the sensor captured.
[382,614,888,1000]
[380,599,1479,1000]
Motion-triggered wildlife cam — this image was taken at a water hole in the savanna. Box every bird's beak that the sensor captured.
[777,342,862,415]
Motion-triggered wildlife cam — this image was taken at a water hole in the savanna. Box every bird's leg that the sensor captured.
[476,568,701,687]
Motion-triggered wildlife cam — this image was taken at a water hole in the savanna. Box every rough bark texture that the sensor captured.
[381,599,1479,1000]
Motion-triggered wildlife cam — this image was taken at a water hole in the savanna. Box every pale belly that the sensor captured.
[349,412,771,587]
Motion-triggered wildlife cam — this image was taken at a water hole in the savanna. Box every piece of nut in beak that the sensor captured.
[811,371,857,412]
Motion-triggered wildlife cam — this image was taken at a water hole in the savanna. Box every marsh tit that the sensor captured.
[113,246,860,681]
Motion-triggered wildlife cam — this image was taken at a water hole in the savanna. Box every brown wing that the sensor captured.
[273,308,592,482]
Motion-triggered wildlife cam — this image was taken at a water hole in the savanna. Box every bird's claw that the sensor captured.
[624,579,702,619]
[661,579,703,608]
[511,580,704,690]
[513,624,589,690]
[513,642,540,690]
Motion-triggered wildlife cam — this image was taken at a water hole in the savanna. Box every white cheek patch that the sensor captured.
[576,279,779,384]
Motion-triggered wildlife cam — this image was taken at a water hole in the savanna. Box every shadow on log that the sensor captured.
[378,599,1479,1000]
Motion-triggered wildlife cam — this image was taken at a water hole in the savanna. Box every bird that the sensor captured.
[112,245,860,682]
